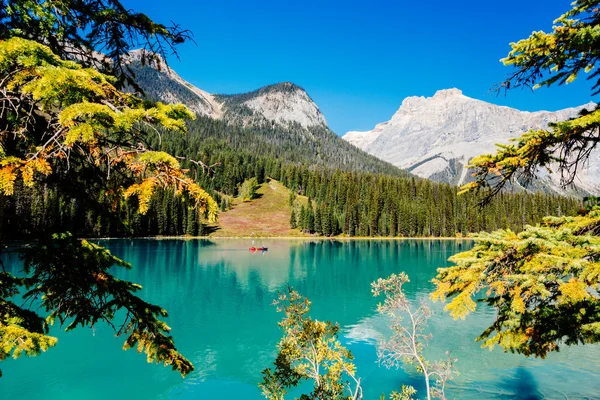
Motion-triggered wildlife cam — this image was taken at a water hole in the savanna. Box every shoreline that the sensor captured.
[93,235,473,241]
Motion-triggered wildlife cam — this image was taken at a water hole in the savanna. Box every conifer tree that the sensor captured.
[307,202,315,233]
[433,0,600,357]
[314,205,322,235]
[299,205,307,232]
[0,1,216,377]
[186,207,198,236]
[290,208,297,229]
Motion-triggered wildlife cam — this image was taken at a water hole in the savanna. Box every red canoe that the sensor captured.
[249,247,268,252]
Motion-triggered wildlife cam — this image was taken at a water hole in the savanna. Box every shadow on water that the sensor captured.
[449,366,543,400]
[461,366,543,400]
[502,367,542,400]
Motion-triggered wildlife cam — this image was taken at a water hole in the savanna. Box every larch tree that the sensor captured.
[0,0,217,377]
[260,288,363,400]
[433,0,600,357]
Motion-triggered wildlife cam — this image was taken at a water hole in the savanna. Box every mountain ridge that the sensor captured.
[124,51,325,129]
[125,50,406,177]
[343,88,599,195]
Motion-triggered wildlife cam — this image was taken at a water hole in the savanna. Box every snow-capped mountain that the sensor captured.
[124,51,326,129]
[343,88,599,194]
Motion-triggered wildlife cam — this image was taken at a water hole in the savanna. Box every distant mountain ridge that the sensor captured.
[343,89,599,195]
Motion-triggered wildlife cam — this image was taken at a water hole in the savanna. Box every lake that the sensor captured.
[2,239,599,399]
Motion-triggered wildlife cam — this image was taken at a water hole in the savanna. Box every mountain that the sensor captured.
[123,50,223,118]
[124,51,324,128]
[214,82,327,128]
[343,88,599,194]
[124,50,403,176]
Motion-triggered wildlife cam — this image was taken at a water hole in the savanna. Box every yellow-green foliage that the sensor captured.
[443,1,600,359]
[0,36,214,378]
[1,1,202,380]
[238,177,259,202]
[460,109,600,196]
[0,37,216,222]
[432,208,600,357]
[15,234,194,377]
[502,0,600,91]
[460,1,600,198]
[0,322,58,378]
[260,288,361,400]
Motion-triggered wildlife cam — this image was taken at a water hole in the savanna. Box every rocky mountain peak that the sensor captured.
[216,82,327,128]
[123,52,327,129]
[343,90,599,195]
[262,82,304,94]
[433,88,463,98]
[398,88,468,112]
[123,49,170,72]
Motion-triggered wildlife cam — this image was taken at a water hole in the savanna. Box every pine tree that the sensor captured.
[299,205,307,232]
[186,207,198,236]
[307,205,315,234]
[314,205,322,235]
[290,208,297,229]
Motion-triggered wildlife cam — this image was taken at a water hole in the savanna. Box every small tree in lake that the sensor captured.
[260,288,363,400]
[372,273,457,400]
[262,278,458,400]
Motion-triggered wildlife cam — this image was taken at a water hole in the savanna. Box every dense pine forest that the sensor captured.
[2,115,581,239]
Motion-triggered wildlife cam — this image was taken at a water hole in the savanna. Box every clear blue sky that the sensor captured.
[126,0,593,134]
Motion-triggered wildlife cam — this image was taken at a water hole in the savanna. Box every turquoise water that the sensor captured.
[1,239,599,399]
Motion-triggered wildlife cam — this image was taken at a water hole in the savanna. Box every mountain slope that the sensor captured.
[343,89,599,194]
[123,50,222,118]
[208,179,308,237]
[126,51,406,176]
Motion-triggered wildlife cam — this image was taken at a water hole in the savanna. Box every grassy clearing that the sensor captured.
[208,179,309,238]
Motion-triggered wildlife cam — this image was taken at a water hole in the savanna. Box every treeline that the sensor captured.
[1,181,211,238]
[1,151,581,240]
[283,168,580,237]
[159,119,581,237]
[0,116,582,239]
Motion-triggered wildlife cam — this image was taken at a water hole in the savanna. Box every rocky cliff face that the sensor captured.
[343,89,599,194]
[215,82,327,129]
[124,52,325,129]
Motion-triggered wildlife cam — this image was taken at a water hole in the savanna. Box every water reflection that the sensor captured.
[2,239,599,400]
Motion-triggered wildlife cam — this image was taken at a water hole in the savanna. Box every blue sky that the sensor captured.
[126,0,593,134]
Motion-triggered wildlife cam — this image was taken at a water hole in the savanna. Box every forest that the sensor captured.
[1,114,581,239]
